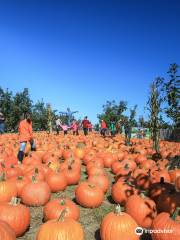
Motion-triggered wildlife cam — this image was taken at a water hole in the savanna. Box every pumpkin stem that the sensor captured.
[32,175,37,183]
[17,176,23,180]
[171,207,180,221]
[88,184,95,188]
[60,199,65,205]
[160,177,164,184]
[114,205,123,215]
[58,208,67,221]
[0,172,6,181]
[34,168,39,176]
[10,197,21,205]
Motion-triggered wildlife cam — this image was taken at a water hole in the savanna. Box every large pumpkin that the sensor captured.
[43,197,80,221]
[36,209,84,240]
[0,197,30,237]
[151,207,180,240]
[0,220,16,240]
[75,181,104,208]
[100,205,139,240]
[21,176,51,206]
[0,173,17,203]
[45,170,67,192]
[125,194,157,228]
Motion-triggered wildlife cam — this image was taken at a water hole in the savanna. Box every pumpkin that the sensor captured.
[75,181,104,208]
[169,167,180,183]
[21,176,51,206]
[111,180,138,205]
[36,209,84,240]
[88,174,109,193]
[175,176,180,191]
[43,197,80,221]
[45,170,67,192]
[0,220,16,240]
[151,207,180,240]
[10,176,30,197]
[0,197,30,237]
[100,205,139,240]
[125,194,157,228]
[0,173,17,203]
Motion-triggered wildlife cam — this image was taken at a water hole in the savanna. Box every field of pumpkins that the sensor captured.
[0,131,180,240]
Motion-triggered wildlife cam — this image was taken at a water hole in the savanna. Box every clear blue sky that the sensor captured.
[0,0,179,123]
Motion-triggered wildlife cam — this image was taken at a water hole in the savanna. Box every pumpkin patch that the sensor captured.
[0,132,179,240]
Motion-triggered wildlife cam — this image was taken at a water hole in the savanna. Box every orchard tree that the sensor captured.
[97,100,128,126]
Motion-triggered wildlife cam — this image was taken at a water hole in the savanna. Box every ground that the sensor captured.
[17,163,153,240]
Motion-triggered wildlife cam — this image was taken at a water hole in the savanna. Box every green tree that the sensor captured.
[0,88,14,130]
[97,100,128,126]
[165,63,180,127]
[11,88,32,129]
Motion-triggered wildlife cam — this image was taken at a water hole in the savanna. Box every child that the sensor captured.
[17,113,36,163]
[100,119,107,137]
[59,122,70,135]
[71,120,79,135]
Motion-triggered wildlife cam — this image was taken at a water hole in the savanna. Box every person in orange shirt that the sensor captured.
[17,113,36,163]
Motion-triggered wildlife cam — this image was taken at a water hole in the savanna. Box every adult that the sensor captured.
[124,119,132,145]
[55,117,61,135]
[0,111,5,134]
[17,113,36,163]
[82,116,90,136]
[100,119,107,137]
[109,118,116,137]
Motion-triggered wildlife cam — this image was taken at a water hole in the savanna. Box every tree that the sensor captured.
[97,100,128,126]
[165,63,180,127]
[12,88,32,129]
[129,105,137,127]
[0,88,14,130]
[147,77,164,155]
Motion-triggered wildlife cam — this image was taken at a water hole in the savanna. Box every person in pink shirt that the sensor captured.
[59,123,70,135]
[71,120,79,136]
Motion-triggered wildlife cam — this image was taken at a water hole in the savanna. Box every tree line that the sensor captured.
[0,63,179,134]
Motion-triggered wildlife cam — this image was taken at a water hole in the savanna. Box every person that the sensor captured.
[71,119,79,136]
[55,117,61,135]
[17,113,36,163]
[109,118,116,137]
[82,116,90,136]
[0,111,5,134]
[88,121,93,132]
[124,119,132,145]
[59,122,70,135]
[100,119,107,137]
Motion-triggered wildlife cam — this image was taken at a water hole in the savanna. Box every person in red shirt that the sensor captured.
[88,121,93,132]
[17,113,36,163]
[100,119,107,137]
[81,116,90,136]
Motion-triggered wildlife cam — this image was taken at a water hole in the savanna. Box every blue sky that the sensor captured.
[0,0,179,123]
